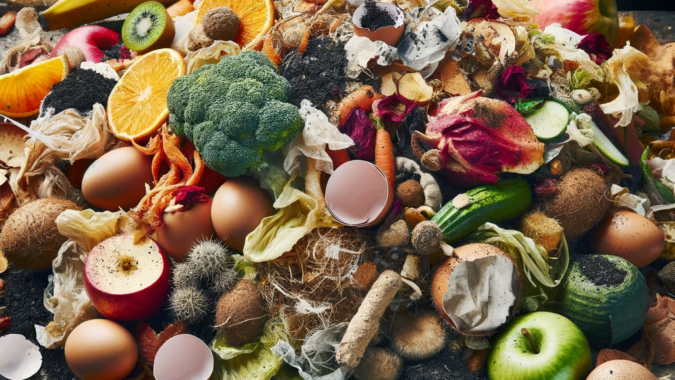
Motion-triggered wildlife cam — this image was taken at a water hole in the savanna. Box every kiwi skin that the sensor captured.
[123,1,175,54]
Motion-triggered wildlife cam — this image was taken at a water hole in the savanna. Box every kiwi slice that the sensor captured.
[122,1,175,54]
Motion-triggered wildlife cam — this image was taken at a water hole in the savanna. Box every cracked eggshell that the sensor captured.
[0,334,42,380]
[352,2,404,46]
[153,334,213,380]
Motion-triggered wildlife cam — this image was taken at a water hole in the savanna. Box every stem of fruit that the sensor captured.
[521,328,539,354]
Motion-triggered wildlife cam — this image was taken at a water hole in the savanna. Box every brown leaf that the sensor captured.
[596,349,638,367]
[135,321,188,366]
[0,123,27,168]
[642,295,675,365]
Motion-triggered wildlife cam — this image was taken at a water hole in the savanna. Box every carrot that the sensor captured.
[262,34,282,66]
[375,128,395,195]
[298,26,312,56]
[326,147,350,170]
[336,85,384,127]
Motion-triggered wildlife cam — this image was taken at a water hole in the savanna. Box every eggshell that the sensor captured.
[0,334,42,380]
[153,334,213,380]
[587,360,656,380]
[325,160,393,227]
[591,209,665,268]
[82,146,153,211]
[156,199,215,261]
[352,2,405,46]
[65,319,138,380]
[211,177,275,252]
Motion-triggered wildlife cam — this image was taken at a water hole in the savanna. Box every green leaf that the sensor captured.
[210,320,288,380]
[515,99,545,115]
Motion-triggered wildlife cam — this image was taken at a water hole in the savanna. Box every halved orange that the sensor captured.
[195,0,276,49]
[0,55,69,118]
[107,49,186,142]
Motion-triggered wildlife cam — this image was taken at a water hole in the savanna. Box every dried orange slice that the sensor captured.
[0,55,69,118]
[107,49,186,142]
[195,0,275,49]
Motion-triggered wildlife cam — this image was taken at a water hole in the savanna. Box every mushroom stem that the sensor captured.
[521,328,539,354]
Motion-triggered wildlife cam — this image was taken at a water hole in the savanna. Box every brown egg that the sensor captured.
[592,209,665,268]
[211,177,275,252]
[65,319,138,380]
[82,146,153,211]
[587,360,656,380]
[156,199,215,261]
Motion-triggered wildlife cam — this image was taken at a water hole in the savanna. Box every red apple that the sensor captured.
[530,0,619,47]
[51,25,120,63]
[84,234,170,321]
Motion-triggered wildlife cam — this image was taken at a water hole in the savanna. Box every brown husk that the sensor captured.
[520,212,563,255]
[215,280,268,347]
[540,167,611,240]
[257,227,372,343]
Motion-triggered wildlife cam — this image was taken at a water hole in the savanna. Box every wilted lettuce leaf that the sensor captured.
[211,320,288,380]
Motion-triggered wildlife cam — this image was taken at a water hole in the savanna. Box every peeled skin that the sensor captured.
[415,91,544,187]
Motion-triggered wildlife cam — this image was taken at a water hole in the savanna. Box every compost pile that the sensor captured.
[2,0,675,379]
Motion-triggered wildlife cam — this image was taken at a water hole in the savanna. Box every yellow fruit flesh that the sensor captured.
[0,55,69,118]
[107,49,186,141]
[195,0,275,48]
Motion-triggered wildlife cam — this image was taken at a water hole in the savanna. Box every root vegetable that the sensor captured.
[0,198,80,271]
[337,270,402,368]
[375,128,395,196]
[336,86,383,127]
[187,24,214,51]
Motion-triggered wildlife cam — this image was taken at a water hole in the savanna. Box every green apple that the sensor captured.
[487,312,591,380]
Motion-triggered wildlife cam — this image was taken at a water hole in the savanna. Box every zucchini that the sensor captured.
[523,100,570,142]
[641,147,675,204]
[588,120,630,167]
[431,177,532,244]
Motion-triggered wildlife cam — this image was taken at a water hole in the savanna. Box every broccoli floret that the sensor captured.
[166,51,303,177]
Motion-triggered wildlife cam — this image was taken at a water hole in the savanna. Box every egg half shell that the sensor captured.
[65,319,138,380]
[587,360,656,380]
[156,199,215,261]
[82,146,153,211]
[591,209,664,268]
[211,177,275,252]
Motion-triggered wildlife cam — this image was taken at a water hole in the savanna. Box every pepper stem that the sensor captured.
[521,328,539,354]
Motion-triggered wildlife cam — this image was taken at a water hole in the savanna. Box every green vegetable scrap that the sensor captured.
[167,51,303,177]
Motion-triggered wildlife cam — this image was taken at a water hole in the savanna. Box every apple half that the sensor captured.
[84,234,170,321]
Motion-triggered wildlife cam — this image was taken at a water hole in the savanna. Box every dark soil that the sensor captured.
[42,68,117,114]
[360,0,396,30]
[401,347,486,380]
[578,255,628,287]
[282,36,348,110]
[101,40,126,62]
[0,266,75,380]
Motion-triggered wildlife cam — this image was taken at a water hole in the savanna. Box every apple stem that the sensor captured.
[521,328,539,354]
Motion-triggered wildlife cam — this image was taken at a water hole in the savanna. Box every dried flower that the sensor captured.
[373,94,416,123]
[578,33,612,64]
[494,65,534,104]
[174,186,211,209]
[464,0,500,21]
[342,107,376,161]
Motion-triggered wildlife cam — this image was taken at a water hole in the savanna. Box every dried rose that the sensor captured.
[174,186,211,209]
[578,33,612,64]
[373,94,416,123]
[464,0,500,21]
[342,107,376,161]
[494,65,534,104]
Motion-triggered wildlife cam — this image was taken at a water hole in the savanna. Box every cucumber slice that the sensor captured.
[523,100,570,142]
[588,120,630,167]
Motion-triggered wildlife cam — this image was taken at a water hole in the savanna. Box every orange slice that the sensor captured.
[107,49,186,142]
[195,0,275,49]
[0,55,69,118]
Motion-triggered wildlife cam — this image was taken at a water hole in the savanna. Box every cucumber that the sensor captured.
[523,100,570,142]
[588,120,630,167]
[431,177,532,244]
